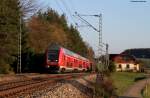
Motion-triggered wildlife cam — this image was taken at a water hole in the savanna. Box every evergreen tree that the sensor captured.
[0,0,20,73]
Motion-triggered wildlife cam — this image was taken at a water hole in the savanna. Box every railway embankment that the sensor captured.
[40,74,96,98]
[0,73,96,98]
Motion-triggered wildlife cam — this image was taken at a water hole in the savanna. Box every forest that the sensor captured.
[0,0,95,74]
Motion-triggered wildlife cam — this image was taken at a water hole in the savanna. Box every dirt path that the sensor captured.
[119,78,150,98]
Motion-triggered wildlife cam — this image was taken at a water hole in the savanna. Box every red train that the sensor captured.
[45,44,92,72]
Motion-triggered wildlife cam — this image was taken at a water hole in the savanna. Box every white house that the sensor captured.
[113,54,140,72]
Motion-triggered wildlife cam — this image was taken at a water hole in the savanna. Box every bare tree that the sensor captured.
[19,0,38,19]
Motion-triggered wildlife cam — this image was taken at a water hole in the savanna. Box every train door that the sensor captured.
[70,57,73,68]
[82,62,85,69]
[66,57,71,68]
[79,60,82,70]
[73,59,76,68]
[63,55,66,67]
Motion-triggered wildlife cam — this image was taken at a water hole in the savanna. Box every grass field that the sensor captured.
[143,83,150,98]
[111,72,145,95]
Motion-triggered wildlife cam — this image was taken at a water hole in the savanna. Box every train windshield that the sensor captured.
[48,50,59,61]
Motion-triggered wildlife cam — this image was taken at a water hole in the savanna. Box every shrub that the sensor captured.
[134,76,147,82]
[0,59,13,74]
[94,76,117,98]
[108,61,116,72]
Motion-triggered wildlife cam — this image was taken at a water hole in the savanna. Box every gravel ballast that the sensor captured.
[0,73,96,98]
[41,74,96,98]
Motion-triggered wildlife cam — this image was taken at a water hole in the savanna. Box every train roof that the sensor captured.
[63,48,88,61]
[48,43,89,61]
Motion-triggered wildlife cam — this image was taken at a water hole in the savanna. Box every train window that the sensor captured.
[48,50,59,61]
[70,63,73,67]
[79,64,82,68]
[83,62,85,65]
[67,62,69,67]
[67,62,72,68]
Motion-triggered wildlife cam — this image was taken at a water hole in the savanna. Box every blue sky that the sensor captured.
[38,0,150,54]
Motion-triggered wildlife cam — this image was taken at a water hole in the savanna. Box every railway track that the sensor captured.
[0,73,89,98]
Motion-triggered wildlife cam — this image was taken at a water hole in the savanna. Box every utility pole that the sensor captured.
[98,13,103,71]
[74,12,104,72]
[101,43,109,70]
[106,43,109,69]
[74,12,109,97]
[18,13,22,73]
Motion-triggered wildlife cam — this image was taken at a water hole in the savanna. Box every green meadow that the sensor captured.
[111,72,145,95]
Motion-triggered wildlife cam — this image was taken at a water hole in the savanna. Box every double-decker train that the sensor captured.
[44,44,92,72]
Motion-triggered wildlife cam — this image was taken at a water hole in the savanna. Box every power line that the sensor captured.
[74,13,103,58]
[130,0,147,2]
[59,0,76,25]
[55,0,65,14]
[65,0,79,28]
[73,15,91,28]
[74,12,100,32]
[67,0,76,13]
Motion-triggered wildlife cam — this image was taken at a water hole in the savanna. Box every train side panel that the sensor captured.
[45,45,92,73]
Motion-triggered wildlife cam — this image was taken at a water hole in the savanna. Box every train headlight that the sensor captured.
[55,60,58,62]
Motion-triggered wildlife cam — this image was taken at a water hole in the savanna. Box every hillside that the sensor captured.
[121,48,150,59]
[121,48,150,67]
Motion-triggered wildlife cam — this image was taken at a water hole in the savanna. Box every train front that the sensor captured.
[45,44,60,72]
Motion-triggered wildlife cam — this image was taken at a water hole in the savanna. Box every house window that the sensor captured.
[118,64,122,68]
[126,64,130,68]
[134,67,137,70]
